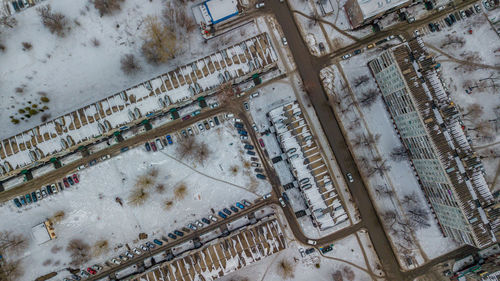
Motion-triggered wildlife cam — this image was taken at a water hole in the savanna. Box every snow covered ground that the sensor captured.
[321,49,460,269]
[0,118,271,280]
[421,10,500,189]
[217,228,384,281]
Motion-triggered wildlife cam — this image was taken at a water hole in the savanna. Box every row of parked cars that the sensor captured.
[144,134,174,152]
[180,115,221,138]
[63,264,102,280]
[234,120,267,180]
[108,200,252,266]
[8,0,41,14]
[441,4,482,27]
[13,174,79,208]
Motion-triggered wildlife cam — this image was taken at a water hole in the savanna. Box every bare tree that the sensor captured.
[462,103,483,120]
[0,16,17,28]
[37,5,69,37]
[470,120,494,140]
[358,89,380,107]
[194,142,211,166]
[92,0,124,16]
[67,239,90,266]
[174,183,187,200]
[163,2,196,35]
[407,205,430,229]
[92,240,109,257]
[120,54,142,75]
[128,187,149,206]
[0,260,23,281]
[277,258,295,279]
[141,16,177,64]
[374,185,394,198]
[390,146,409,162]
[0,231,27,255]
[353,75,369,88]
[343,266,355,281]
[440,35,465,49]
[368,157,391,177]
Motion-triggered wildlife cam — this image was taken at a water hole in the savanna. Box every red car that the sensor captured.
[72,174,79,184]
[87,267,96,275]
[63,177,70,188]
[150,142,157,152]
[258,138,265,147]
[182,115,191,121]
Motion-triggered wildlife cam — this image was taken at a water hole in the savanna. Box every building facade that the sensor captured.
[368,39,498,248]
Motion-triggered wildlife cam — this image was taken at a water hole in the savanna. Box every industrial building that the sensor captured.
[192,0,240,37]
[344,0,410,28]
[368,38,499,248]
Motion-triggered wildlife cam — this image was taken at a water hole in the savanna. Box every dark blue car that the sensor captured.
[282,192,290,203]
[223,208,232,215]
[13,198,21,208]
[168,233,177,239]
[236,202,245,209]
[218,211,227,219]
[237,130,248,136]
[234,123,244,129]
[46,185,53,195]
[166,135,173,145]
[247,150,256,156]
[31,192,38,202]
[19,196,26,205]
[174,230,184,237]
[244,144,254,150]
[67,176,74,185]
[256,174,266,180]
[230,206,239,213]
[202,218,211,224]
[145,142,151,151]
[153,239,163,246]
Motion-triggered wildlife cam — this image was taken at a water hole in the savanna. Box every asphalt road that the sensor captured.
[265,0,481,279]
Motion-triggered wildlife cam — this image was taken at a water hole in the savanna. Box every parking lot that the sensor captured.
[130,217,286,281]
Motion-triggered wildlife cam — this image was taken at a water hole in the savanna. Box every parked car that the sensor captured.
[209,120,215,127]
[244,144,254,150]
[209,215,218,222]
[234,122,244,129]
[41,189,48,198]
[282,192,290,202]
[236,202,245,209]
[67,176,74,185]
[140,244,149,251]
[145,142,151,151]
[188,223,197,230]
[87,267,97,275]
[150,142,157,152]
[181,227,191,233]
[198,123,204,131]
[258,139,265,147]
[62,178,69,188]
[204,121,210,130]
[168,233,177,239]
[474,4,481,12]
[243,102,249,111]
[51,184,58,193]
[156,138,164,150]
[282,37,288,45]
[202,218,211,224]
[342,54,351,60]
[31,192,37,202]
[132,248,141,255]
[166,135,173,144]
[19,196,26,205]
[13,198,22,208]
[174,230,184,237]
[240,135,248,140]
[153,239,163,246]
[187,128,194,136]
[367,43,375,49]
[112,258,121,264]
[182,115,191,121]
[262,193,272,199]
[72,174,79,184]
[251,162,260,167]
[238,130,248,136]
[256,174,266,180]
[255,2,264,8]
[353,49,362,55]
[125,251,134,258]
[242,199,251,207]
[195,220,204,228]
[214,116,220,125]
[79,271,90,278]
[223,208,232,215]
[144,242,154,249]
[230,206,239,213]
[46,185,53,194]
[307,239,317,245]
[247,150,256,156]
[218,211,228,219]
[255,168,264,173]
[181,130,188,138]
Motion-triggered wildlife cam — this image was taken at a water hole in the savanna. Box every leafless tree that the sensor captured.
[0,260,23,281]
[92,0,124,16]
[163,2,196,35]
[347,117,361,131]
[277,258,295,279]
[401,192,418,206]
[332,270,344,281]
[343,266,355,281]
[194,142,211,166]
[0,16,17,28]
[67,239,90,266]
[462,103,483,120]
[353,75,369,88]
[407,205,430,229]
[174,183,187,200]
[92,240,109,257]
[0,231,27,255]
[308,13,321,28]
[141,16,177,64]
[375,185,394,198]
[440,35,465,49]
[128,187,149,206]
[358,89,380,107]
[470,120,494,140]
[120,54,142,75]
[368,157,391,177]
[37,5,69,37]
[390,146,409,162]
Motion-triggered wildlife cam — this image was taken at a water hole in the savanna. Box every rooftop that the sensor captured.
[358,0,410,19]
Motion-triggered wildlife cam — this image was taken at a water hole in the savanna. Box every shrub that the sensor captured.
[21,42,32,51]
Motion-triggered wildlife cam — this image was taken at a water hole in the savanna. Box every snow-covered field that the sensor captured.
[422,11,500,189]
[217,229,384,281]
[0,0,263,139]
[321,50,460,269]
[0,119,271,280]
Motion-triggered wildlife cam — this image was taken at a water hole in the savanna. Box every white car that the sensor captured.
[413,30,420,37]
[112,258,121,265]
[133,248,141,255]
[140,244,148,251]
[240,135,248,140]
[195,220,204,228]
[51,184,58,194]
[250,92,260,98]
[262,193,272,199]
[282,37,288,45]
[307,239,317,245]
[346,173,354,183]
[209,215,218,222]
[341,54,351,60]
[101,154,111,160]
[279,197,286,207]
[256,2,265,8]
